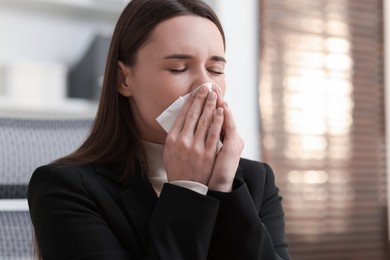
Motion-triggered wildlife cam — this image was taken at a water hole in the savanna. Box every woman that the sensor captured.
[28,0,291,259]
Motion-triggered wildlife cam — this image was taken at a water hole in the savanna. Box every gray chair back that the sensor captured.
[0,117,92,259]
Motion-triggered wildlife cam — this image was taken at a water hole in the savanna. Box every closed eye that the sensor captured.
[208,69,224,75]
[169,67,187,73]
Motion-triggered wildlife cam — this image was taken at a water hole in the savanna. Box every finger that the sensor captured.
[205,107,224,151]
[169,87,199,135]
[212,84,224,107]
[181,85,210,134]
[221,102,237,137]
[194,91,217,142]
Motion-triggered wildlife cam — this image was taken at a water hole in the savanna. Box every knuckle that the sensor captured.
[186,110,200,120]
[203,149,215,160]
[208,128,219,139]
[196,92,207,99]
[198,117,211,127]
[191,146,204,158]
[165,134,176,147]
[177,137,191,150]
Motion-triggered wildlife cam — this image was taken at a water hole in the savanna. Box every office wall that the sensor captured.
[0,0,261,159]
[215,0,261,160]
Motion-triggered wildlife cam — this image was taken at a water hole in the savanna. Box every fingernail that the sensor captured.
[208,91,216,100]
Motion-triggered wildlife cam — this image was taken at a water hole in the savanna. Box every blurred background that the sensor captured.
[260,0,388,259]
[0,0,388,259]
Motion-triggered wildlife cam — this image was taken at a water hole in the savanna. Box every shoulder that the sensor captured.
[29,163,93,188]
[28,163,96,205]
[28,163,123,206]
[238,158,276,186]
[33,163,92,176]
[237,158,280,208]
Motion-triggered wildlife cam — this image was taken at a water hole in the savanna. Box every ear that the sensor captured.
[117,61,134,97]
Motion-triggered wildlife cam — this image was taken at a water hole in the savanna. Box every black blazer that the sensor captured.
[28,158,291,260]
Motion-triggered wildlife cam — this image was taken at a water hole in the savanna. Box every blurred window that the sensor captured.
[259,0,388,259]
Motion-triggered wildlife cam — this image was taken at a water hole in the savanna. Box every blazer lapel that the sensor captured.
[120,172,158,251]
[94,164,158,253]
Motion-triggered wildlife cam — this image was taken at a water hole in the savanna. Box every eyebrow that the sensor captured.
[163,54,226,63]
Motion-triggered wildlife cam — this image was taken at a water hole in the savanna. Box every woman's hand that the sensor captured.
[164,84,244,192]
[164,85,224,185]
[207,86,244,192]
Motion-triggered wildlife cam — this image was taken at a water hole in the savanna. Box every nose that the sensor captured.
[190,68,214,91]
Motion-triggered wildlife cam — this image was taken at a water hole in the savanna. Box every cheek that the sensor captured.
[146,89,180,117]
[133,72,190,115]
[133,81,168,113]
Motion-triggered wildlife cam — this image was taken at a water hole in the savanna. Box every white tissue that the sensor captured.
[156,95,186,133]
[156,83,223,152]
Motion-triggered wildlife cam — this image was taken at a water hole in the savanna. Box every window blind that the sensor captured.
[259,0,388,259]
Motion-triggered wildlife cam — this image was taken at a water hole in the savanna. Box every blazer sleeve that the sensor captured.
[148,183,220,260]
[206,161,291,260]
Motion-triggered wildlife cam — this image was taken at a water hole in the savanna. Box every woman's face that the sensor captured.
[119,15,226,144]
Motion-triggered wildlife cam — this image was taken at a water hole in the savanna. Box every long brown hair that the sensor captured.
[55,0,226,181]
